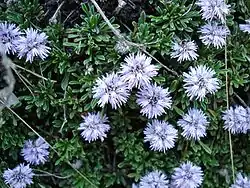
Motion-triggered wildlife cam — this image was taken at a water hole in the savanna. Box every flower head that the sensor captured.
[136,83,172,118]
[78,112,110,142]
[93,72,130,109]
[170,40,199,62]
[17,28,51,62]
[222,106,250,134]
[144,120,178,152]
[139,170,169,188]
[171,161,203,188]
[196,0,230,23]
[3,163,34,188]
[21,137,50,165]
[239,19,250,34]
[177,108,209,140]
[0,22,22,54]
[230,173,250,188]
[115,40,130,54]
[199,22,230,49]
[119,52,158,89]
[183,65,220,101]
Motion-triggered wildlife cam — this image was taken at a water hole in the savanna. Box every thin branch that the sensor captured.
[89,0,179,76]
[59,89,68,133]
[13,69,35,97]
[11,63,56,83]
[49,1,65,24]
[33,169,71,179]
[225,29,235,181]
[234,92,248,107]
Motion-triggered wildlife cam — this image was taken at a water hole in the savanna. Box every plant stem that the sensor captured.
[225,30,235,181]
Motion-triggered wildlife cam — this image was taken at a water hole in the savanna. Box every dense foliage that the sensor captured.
[0,0,250,187]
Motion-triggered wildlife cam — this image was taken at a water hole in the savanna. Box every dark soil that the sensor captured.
[42,0,155,28]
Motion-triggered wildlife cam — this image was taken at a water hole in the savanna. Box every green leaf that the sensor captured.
[198,140,212,155]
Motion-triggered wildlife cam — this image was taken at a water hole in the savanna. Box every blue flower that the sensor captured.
[170,40,199,62]
[119,52,158,89]
[136,83,172,118]
[78,112,110,142]
[0,22,22,54]
[21,137,50,165]
[17,28,51,62]
[239,19,250,34]
[93,72,130,109]
[196,0,230,23]
[199,22,230,49]
[222,106,250,134]
[183,65,220,101]
[3,163,34,188]
[230,173,250,188]
[177,108,209,140]
[144,120,178,152]
[171,161,203,188]
[139,170,169,188]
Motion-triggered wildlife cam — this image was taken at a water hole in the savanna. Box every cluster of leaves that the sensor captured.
[0,0,250,187]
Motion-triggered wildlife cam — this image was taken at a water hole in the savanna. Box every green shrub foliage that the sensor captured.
[0,0,250,187]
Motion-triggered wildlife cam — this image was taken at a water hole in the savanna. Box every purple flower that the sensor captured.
[170,40,199,62]
[239,19,250,34]
[183,65,220,101]
[136,83,172,118]
[21,137,50,165]
[196,0,230,23]
[144,120,178,152]
[78,112,110,142]
[17,28,51,62]
[199,22,230,49]
[93,72,130,109]
[119,52,158,89]
[139,170,169,188]
[177,108,209,140]
[230,173,250,188]
[0,22,22,54]
[222,106,250,134]
[171,161,203,188]
[3,163,34,188]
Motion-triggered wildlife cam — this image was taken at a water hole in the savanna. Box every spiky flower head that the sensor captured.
[0,22,22,54]
[114,40,130,54]
[222,106,250,134]
[144,120,178,152]
[239,19,250,34]
[170,40,199,62]
[119,52,158,89]
[136,83,172,118]
[78,112,110,142]
[21,137,50,165]
[93,72,130,109]
[171,161,203,188]
[230,173,250,188]
[139,170,169,188]
[183,65,220,101]
[17,28,51,63]
[177,108,209,140]
[199,22,230,49]
[3,163,34,188]
[196,0,230,23]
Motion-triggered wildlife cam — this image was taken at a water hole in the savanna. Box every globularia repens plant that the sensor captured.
[0,0,250,187]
